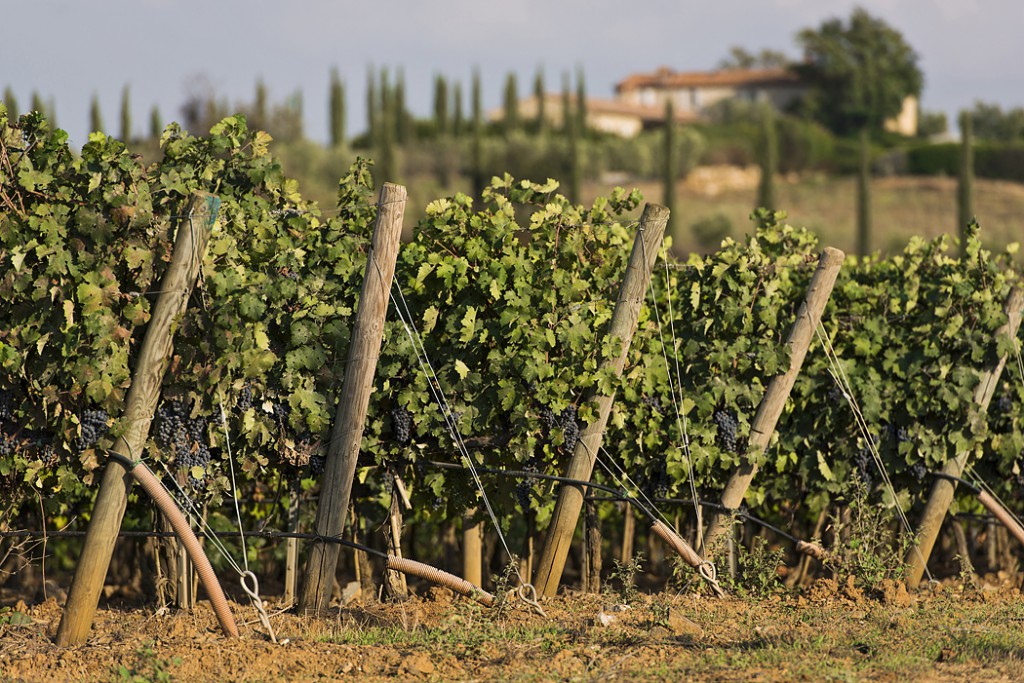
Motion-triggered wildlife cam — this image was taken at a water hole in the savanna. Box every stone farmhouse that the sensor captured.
[500,66,918,137]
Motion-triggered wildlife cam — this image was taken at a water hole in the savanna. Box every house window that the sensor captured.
[690,88,699,110]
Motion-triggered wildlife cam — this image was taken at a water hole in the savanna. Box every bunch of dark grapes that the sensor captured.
[641,394,664,415]
[559,408,580,452]
[272,400,290,428]
[75,409,109,453]
[515,457,542,510]
[391,406,413,445]
[236,385,254,413]
[539,406,580,452]
[0,389,13,425]
[994,393,1013,416]
[155,399,211,489]
[642,460,671,500]
[538,407,557,434]
[827,385,846,405]
[713,409,739,454]
[308,455,325,477]
[0,432,15,456]
[910,462,928,482]
[853,437,876,487]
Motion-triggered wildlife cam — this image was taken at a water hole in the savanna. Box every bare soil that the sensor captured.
[4,576,1024,682]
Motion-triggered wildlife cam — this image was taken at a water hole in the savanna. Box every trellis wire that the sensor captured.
[814,322,935,583]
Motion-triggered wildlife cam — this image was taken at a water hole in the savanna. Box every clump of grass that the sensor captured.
[827,480,911,590]
[606,552,644,604]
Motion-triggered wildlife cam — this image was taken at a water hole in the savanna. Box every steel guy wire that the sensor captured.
[388,276,526,588]
[813,321,935,583]
[633,219,705,555]
[964,465,1024,538]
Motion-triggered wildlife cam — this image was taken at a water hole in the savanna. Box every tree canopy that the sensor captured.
[795,7,923,135]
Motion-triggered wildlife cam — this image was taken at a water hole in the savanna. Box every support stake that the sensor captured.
[905,287,1024,588]
[532,203,669,597]
[57,193,219,646]
[700,247,844,557]
[298,183,407,614]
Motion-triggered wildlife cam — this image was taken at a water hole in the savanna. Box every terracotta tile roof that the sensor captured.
[543,94,698,123]
[616,67,801,93]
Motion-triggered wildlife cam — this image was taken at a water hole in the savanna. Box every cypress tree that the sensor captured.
[30,92,46,120]
[254,79,267,130]
[663,99,677,236]
[329,68,346,148]
[534,67,546,135]
[471,69,485,198]
[452,82,464,137]
[2,87,17,117]
[503,72,519,134]
[292,90,304,140]
[119,85,132,143]
[395,68,411,144]
[957,110,975,253]
[567,114,581,204]
[366,65,378,145]
[433,74,449,136]
[377,69,396,185]
[856,127,872,257]
[755,106,778,212]
[149,106,162,140]
[561,72,572,133]
[89,94,104,134]
[575,66,587,134]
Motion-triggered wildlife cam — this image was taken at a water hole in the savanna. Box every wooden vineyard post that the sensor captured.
[905,287,1024,588]
[532,203,669,597]
[57,193,220,646]
[463,513,484,587]
[298,183,407,615]
[700,247,844,558]
[584,500,602,593]
[283,489,301,605]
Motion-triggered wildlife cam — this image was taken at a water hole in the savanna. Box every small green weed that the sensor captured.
[606,552,644,604]
[113,642,180,683]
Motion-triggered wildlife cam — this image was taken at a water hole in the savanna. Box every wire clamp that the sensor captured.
[517,583,547,617]
[241,571,279,644]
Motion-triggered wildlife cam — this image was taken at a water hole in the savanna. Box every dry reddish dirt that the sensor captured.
[3,578,1024,682]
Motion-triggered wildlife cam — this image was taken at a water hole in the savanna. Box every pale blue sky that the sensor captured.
[2,0,1020,146]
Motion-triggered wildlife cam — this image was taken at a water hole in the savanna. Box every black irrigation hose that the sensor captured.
[584,493,804,546]
[425,460,662,525]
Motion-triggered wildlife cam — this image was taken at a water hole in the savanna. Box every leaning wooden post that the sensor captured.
[298,182,407,614]
[463,512,484,587]
[906,287,1024,588]
[57,193,220,646]
[700,247,845,557]
[532,203,669,597]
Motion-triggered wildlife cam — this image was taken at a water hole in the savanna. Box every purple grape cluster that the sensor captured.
[539,406,580,452]
[390,406,413,445]
[515,457,542,510]
[75,409,109,453]
[236,385,254,412]
[713,409,739,453]
[155,398,211,488]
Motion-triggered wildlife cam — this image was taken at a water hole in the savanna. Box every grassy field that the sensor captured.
[5,580,1024,682]
[619,171,1024,258]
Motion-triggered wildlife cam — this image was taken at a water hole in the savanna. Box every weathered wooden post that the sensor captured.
[584,500,602,593]
[463,513,484,587]
[532,203,669,597]
[298,183,407,614]
[283,489,301,605]
[700,247,845,557]
[57,193,220,646]
[906,288,1024,588]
